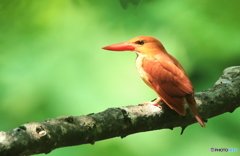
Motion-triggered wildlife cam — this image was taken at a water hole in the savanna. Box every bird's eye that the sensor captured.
[136,40,145,45]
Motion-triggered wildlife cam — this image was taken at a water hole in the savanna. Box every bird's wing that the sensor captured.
[142,56,194,115]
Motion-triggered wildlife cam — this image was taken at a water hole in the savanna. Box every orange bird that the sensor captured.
[102,36,205,127]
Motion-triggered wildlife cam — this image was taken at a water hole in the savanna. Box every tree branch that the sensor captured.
[0,66,240,156]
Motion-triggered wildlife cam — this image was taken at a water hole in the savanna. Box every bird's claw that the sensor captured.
[139,97,162,108]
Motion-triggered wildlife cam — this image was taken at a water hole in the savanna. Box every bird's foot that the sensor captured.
[139,97,162,108]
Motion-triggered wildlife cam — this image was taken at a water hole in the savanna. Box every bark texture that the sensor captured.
[0,66,240,156]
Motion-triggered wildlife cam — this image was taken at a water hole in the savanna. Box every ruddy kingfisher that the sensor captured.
[102,36,206,127]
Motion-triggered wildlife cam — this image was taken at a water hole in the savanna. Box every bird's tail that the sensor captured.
[186,95,206,127]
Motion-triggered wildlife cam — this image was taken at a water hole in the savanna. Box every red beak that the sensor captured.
[102,42,135,51]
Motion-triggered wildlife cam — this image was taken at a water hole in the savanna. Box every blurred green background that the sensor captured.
[0,0,240,155]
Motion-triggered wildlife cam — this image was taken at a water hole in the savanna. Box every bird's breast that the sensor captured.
[135,54,147,79]
[135,54,154,89]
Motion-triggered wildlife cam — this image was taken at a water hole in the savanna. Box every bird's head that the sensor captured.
[102,36,167,56]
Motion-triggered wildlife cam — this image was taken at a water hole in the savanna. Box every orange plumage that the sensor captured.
[102,36,205,127]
